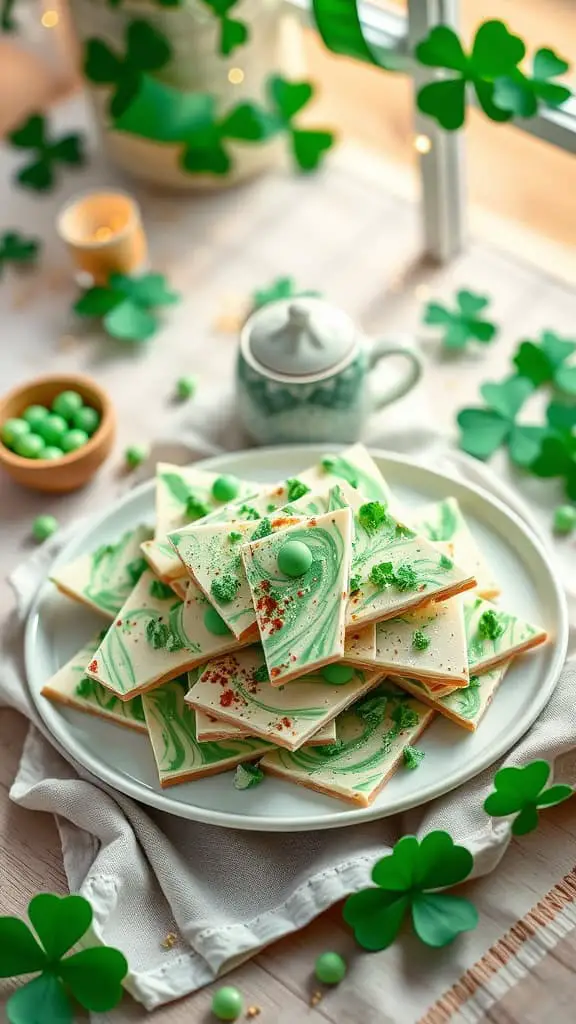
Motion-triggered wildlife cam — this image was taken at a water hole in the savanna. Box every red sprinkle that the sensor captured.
[116,619,122,626]
[220,690,234,707]
[88,659,98,673]
[271,667,280,678]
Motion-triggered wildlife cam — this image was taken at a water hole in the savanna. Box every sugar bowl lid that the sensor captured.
[245,297,356,377]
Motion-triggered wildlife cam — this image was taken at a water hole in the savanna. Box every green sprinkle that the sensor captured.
[412,629,430,651]
[394,563,418,591]
[204,606,231,636]
[125,444,148,469]
[52,389,83,420]
[439,553,453,569]
[229,531,243,543]
[286,477,310,501]
[369,561,395,588]
[72,405,100,435]
[211,986,244,1021]
[238,504,260,520]
[403,745,425,770]
[478,608,504,640]
[253,663,269,683]
[61,428,89,453]
[22,404,49,430]
[322,664,354,685]
[212,474,240,502]
[32,514,58,542]
[314,951,347,985]
[349,574,361,593]
[553,505,576,535]
[211,574,240,603]
[233,763,264,790]
[14,432,44,458]
[266,503,277,513]
[186,493,210,519]
[250,518,272,541]
[358,501,389,534]
[145,618,183,651]
[392,704,419,730]
[175,375,196,400]
[150,579,175,600]
[1,417,30,448]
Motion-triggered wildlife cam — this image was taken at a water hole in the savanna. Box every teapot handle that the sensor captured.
[367,337,423,410]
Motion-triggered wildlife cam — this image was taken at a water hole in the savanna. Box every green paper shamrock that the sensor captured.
[252,276,321,310]
[513,330,576,396]
[74,272,180,342]
[2,0,16,31]
[493,48,572,119]
[311,0,406,72]
[0,893,128,1023]
[201,0,249,56]
[343,831,478,950]
[84,20,172,118]
[484,760,573,835]
[0,231,40,275]
[457,375,547,466]
[416,20,525,130]
[180,98,280,176]
[267,75,335,171]
[530,423,576,501]
[8,114,85,192]
[423,290,497,350]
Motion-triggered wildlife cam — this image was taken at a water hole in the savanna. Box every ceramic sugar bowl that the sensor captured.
[236,297,423,444]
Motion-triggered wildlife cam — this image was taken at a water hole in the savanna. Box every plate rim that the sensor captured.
[25,445,569,831]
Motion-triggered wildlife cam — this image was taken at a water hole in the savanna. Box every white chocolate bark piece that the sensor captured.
[242,508,353,684]
[395,663,510,732]
[50,525,152,619]
[299,443,391,505]
[142,677,270,787]
[195,710,337,746]
[410,498,500,600]
[41,634,147,732]
[342,624,377,665]
[186,647,382,751]
[464,597,547,674]
[85,569,244,699]
[261,686,434,806]
[370,599,469,688]
[170,577,190,600]
[155,462,259,538]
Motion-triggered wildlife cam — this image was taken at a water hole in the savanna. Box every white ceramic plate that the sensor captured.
[26,447,568,832]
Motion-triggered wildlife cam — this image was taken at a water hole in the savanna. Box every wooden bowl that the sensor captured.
[0,373,116,492]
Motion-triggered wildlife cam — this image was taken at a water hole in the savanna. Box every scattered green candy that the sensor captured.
[61,428,89,453]
[403,745,425,770]
[204,606,231,635]
[553,505,576,535]
[358,501,389,534]
[211,986,244,1021]
[176,375,196,400]
[278,539,312,577]
[14,431,44,458]
[22,404,48,430]
[211,574,240,603]
[212,474,240,502]
[38,413,67,446]
[1,416,29,448]
[233,763,264,790]
[72,405,100,435]
[349,574,361,593]
[186,493,210,519]
[395,563,418,591]
[478,609,504,640]
[125,444,149,469]
[369,561,395,588]
[253,663,269,683]
[40,446,64,460]
[52,389,83,420]
[229,531,242,543]
[250,518,272,541]
[412,630,430,651]
[314,951,347,985]
[286,477,310,502]
[32,514,58,542]
[322,664,354,685]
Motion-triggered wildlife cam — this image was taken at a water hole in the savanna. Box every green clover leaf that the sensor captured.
[2,0,17,31]
[74,272,179,342]
[0,893,128,1024]
[343,832,478,950]
[513,330,576,395]
[416,20,525,129]
[484,760,573,836]
[423,289,497,350]
[84,19,172,117]
[530,431,576,501]
[0,231,40,275]
[252,276,321,310]
[311,0,406,72]
[493,47,572,119]
[267,75,336,171]
[201,0,249,56]
[457,375,547,465]
[8,114,85,192]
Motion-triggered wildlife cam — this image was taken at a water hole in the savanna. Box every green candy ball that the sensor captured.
[176,375,196,400]
[1,417,30,449]
[211,986,244,1021]
[52,390,83,420]
[314,951,347,985]
[61,428,89,453]
[32,514,59,543]
[22,404,49,430]
[553,505,576,535]
[14,432,45,458]
[72,405,100,435]
[40,446,65,460]
[212,474,240,503]
[38,413,67,446]
[278,539,312,578]
[125,444,149,470]
[322,664,354,685]
[204,606,231,636]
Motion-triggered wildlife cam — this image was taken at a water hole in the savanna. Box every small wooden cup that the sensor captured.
[0,373,116,492]
[57,190,147,285]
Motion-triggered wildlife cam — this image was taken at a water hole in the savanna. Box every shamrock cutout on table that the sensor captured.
[8,114,85,192]
[2,0,16,31]
[74,272,180,342]
[0,892,128,1023]
[416,20,525,130]
[493,47,572,119]
[513,330,576,396]
[484,760,573,836]
[530,415,576,501]
[423,289,497,350]
[267,75,336,171]
[0,231,40,276]
[84,19,172,118]
[343,831,478,950]
[456,375,548,466]
[201,0,249,56]
[252,276,321,310]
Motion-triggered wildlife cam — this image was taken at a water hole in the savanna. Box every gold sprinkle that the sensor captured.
[161,932,178,949]
[41,9,59,27]
[310,990,323,1006]
[246,1008,261,1019]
